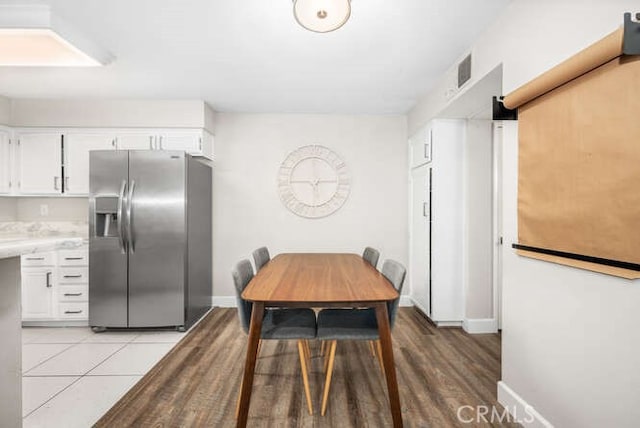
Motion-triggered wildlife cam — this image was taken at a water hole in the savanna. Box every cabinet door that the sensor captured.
[64,134,115,195]
[410,126,432,168]
[21,268,56,319]
[157,131,202,154]
[0,131,11,194]
[17,133,62,195]
[410,166,431,316]
[115,134,155,150]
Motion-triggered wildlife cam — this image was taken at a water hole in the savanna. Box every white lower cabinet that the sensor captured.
[21,268,56,320]
[21,245,89,324]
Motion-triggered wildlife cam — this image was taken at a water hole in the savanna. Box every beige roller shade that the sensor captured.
[512,27,640,278]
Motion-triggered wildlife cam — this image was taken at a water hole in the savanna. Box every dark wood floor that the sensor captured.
[96,308,519,427]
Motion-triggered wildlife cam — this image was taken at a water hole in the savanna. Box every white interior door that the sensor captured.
[64,133,115,195]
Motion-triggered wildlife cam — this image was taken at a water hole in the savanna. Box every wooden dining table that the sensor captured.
[237,253,403,427]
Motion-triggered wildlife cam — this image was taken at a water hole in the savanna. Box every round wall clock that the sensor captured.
[277,145,350,218]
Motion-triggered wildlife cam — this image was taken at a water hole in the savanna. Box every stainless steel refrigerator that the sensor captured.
[89,150,212,331]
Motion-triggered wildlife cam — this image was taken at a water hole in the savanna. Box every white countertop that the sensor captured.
[0,236,84,259]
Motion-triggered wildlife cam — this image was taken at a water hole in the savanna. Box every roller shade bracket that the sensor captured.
[512,243,640,272]
[492,96,518,121]
[623,12,640,55]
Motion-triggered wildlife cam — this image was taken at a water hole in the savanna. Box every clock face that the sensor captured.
[278,145,350,218]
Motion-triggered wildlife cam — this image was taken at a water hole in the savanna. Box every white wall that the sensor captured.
[0,197,17,221]
[409,1,640,427]
[0,96,10,126]
[463,119,493,320]
[212,113,408,297]
[9,99,214,132]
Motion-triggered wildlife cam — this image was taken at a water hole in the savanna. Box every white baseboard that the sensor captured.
[211,296,236,307]
[22,320,89,327]
[497,381,553,428]
[462,318,498,334]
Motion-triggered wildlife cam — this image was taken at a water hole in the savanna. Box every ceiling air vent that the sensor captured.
[457,54,472,89]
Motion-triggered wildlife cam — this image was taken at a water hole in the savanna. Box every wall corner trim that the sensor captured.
[399,295,413,307]
[497,381,554,428]
[211,296,236,308]
[462,318,498,334]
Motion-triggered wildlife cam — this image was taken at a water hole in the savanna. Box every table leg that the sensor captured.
[237,301,264,428]
[374,302,403,428]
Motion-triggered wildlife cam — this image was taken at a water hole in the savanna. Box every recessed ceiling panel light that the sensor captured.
[0,5,114,67]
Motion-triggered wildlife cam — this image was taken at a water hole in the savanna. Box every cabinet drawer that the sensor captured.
[21,252,56,267]
[59,285,88,302]
[58,302,89,319]
[58,267,88,284]
[58,249,88,266]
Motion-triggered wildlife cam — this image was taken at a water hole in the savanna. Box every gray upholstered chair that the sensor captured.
[252,246,271,271]
[232,259,317,415]
[315,259,406,415]
[362,246,380,269]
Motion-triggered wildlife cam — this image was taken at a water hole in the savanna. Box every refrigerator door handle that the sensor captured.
[127,180,136,253]
[117,180,127,254]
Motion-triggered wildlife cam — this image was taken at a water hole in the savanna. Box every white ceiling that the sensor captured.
[0,0,511,114]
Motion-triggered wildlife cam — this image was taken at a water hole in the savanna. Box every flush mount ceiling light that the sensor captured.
[293,0,351,33]
[0,5,114,66]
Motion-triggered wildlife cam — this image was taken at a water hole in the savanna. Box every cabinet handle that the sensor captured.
[26,257,44,260]
[423,202,429,218]
[46,272,52,288]
[149,136,154,149]
[64,310,83,314]
[63,275,83,278]
[159,136,163,150]
[64,257,84,260]
[54,177,59,190]
[64,293,83,297]
[199,137,202,151]
[65,176,70,191]
[112,139,116,147]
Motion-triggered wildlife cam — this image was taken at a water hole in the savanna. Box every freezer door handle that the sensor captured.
[126,179,136,253]
[117,180,127,254]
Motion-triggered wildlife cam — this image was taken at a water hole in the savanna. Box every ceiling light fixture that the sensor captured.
[0,5,114,67]
[293,0,351,33]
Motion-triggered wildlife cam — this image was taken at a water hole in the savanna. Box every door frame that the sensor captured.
[492,122,504,330]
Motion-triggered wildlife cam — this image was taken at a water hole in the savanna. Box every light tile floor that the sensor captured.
[21,326,185,427]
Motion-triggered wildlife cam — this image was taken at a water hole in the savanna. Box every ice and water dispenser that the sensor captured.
[94,195,121,238]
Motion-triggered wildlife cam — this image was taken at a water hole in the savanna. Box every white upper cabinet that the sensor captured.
[5,127,212,197]
[157,129,213,158]
[410,125,433,168]
[64,133,116,195]
[0,130,11,194]
[17,133,63,195]
[114,133,155,150]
